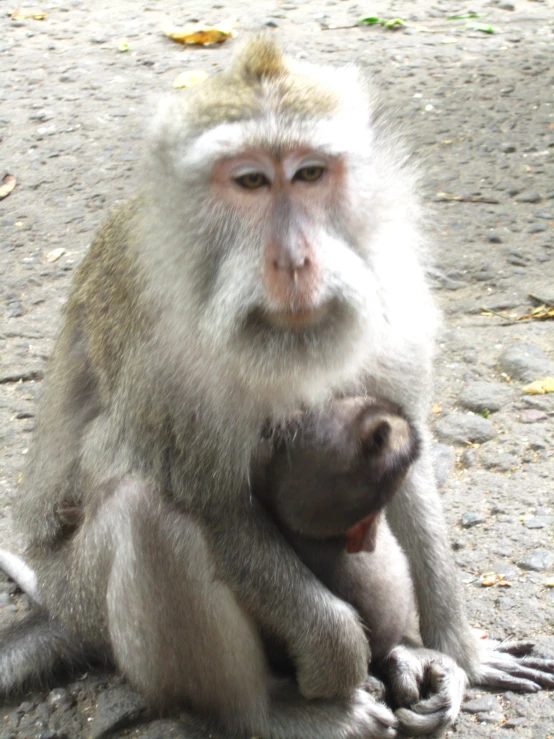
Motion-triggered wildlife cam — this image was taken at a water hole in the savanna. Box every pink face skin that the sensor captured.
[211,149,346,330]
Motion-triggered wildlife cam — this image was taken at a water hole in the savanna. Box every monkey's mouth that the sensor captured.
[262,305,328,330]
[345,512,381,554]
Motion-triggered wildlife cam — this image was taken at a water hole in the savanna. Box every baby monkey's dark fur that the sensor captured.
[254,396,419,667]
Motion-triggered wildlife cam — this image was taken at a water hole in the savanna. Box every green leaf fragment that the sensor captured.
[446,12,486,20]
[359,16,405,28]
[470,23,494,33]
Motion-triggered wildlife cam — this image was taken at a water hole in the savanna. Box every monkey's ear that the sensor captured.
[232,34,286,82]
[359,414,391,453]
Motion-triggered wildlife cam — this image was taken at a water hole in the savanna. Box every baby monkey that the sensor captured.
[253,396,420,666]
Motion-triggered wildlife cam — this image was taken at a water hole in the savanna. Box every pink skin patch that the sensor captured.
[345,512,381,554]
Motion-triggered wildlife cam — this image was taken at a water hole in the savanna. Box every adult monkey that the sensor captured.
[2,34,554,738]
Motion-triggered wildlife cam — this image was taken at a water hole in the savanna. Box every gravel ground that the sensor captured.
[1,1,553,737]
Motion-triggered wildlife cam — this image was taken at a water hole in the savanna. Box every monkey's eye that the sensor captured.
[294,166,325,183]
[234,172,270,189]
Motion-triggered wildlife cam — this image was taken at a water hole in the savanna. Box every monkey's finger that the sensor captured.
[395,707,450,737]
[495,640,536,656]
[500,664,554,689]
[518,657,554,672]
[475,665,540,692]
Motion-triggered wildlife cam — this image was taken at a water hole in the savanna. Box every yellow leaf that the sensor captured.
[117,38,129,52]
[544,579,554,588]
[172,70,209,89]
[0,173,16,200]
[164,17,236,45]
[522,377,554,395]
[518,305,554,321]
[480,572,504,587]
[10,8,46,20]
[431,403,442,416]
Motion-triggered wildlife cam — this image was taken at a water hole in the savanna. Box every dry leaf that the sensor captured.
[544,579,554,588]
[480,572,504,587]
[431,403,442,416]
[45,248,65,263]
[518,305,554,321]
[10,8,46,20]
[522,378,554,395]
[164,17,236,45]
[0,173,16,200]
[172,70,209,89]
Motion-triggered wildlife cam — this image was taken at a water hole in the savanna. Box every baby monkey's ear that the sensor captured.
[358,410,392,453]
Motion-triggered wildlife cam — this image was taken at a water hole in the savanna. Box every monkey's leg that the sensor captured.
[385,441,478,670]
[93,479,397,739]
[385,435,554,722]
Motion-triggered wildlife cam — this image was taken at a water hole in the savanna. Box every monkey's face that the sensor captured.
[144,46,420,405]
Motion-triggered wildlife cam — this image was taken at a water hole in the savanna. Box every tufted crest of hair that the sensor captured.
[170,34,340,134]
[232,34,287,83]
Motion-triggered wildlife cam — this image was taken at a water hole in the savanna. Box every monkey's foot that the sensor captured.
[382,645,466,736]
[347,689,398,739]
[472,639,554,692]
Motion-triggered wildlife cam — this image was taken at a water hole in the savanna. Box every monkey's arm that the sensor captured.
[204,501,371,701]
[385,438,554,700]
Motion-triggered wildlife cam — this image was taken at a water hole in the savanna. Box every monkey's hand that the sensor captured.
[296,599,371,700]
[470,639,554,692]
[382,645,466,736]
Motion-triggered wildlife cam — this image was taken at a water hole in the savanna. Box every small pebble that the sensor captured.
[515,192,542,203]
[503,717,526,729]
[461,512,486,529]
[434,413,497,444]
[518,550,554,572]
[459,381,515,413]
[499,343,554,382]
[463,695,500,714]
[519,409,547,424]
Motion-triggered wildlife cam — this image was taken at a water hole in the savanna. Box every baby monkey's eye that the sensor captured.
[234,172,269,189]
[294,166,325,183]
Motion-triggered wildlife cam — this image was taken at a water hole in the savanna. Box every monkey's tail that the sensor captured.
[0,608,89,693]
[0,548,40,603]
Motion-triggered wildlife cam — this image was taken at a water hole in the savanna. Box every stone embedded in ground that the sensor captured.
[463,695,500,714]
[523,517,554,529]
[461,511,486,528]
[434,412,498,444]
[460,447,478,468]
[458,381,515,413]
[476,711,505,724]
[90,686,148,739]
[478,448,516,472]
[515,192,542,203]
[431,443,456,488]
[503,717,526,729]
[518,550,554,572]
[499,343,554,382]
[519,409,548,423]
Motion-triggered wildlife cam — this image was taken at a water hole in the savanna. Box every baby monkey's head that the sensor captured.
[256,397,420,552]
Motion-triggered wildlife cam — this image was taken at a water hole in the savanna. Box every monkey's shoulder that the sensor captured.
[64,196,152,387]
